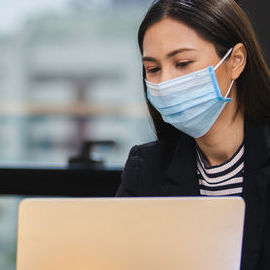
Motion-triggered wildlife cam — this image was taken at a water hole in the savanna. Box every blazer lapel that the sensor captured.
[163,134,200,196]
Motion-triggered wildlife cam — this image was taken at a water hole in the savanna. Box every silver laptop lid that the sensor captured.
[16,197,245,270]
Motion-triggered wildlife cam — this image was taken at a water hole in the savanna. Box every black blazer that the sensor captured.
[116,119,270,270]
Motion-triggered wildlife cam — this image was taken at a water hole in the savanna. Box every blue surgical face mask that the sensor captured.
[145,48,234,138]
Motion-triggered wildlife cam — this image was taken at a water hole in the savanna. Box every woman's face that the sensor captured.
[142,18,233,98]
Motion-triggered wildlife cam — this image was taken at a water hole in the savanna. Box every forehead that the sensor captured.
[143,18,213,57]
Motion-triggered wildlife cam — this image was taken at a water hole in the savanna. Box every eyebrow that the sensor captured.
[142,48,197,62]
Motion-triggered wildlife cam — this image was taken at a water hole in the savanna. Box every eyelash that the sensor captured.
[146,61,193,74]
[147,67,160,74]
[176,61,192,68]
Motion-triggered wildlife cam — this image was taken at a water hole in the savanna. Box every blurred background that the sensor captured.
[0,0,156,168]
[0,0,269,269]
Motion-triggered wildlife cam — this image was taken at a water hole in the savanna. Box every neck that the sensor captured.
[195,108,244,167]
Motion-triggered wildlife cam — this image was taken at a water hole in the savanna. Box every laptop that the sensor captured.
[16,197,245,270]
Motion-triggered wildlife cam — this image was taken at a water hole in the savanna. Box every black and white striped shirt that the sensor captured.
[196,143,244,196]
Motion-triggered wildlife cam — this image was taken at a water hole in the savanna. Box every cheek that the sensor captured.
[215,68,230,96]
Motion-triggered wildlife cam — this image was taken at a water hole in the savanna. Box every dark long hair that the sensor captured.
[138,0,270,141]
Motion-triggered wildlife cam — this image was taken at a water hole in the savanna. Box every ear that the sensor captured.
[230,43,247,80]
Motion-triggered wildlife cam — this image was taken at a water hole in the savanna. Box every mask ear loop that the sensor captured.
[224,80,235,98]
[213,47,234,99]
[214,48,233,71]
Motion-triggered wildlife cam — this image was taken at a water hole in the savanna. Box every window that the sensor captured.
[0,0,154,169]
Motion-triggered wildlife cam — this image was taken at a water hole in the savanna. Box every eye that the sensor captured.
[176,61,193,68]
[146,67,161,74]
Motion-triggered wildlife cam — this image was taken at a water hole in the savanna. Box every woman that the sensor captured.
[116,0,270,269]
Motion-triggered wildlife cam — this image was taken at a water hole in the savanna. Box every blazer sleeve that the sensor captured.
[115,145,143,197]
